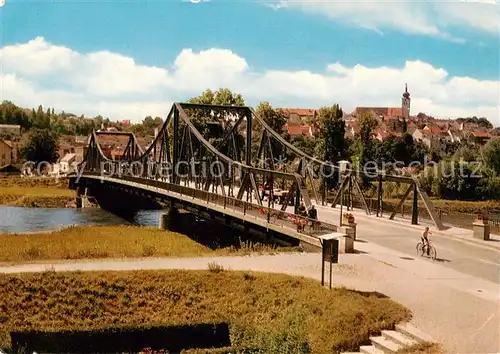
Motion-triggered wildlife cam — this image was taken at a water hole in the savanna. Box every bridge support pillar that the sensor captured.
[75,186,86,208]
[75,187,95,208]
[159,207,180,231]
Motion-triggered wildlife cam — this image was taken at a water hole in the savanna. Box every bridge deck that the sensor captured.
[74,174,344,249]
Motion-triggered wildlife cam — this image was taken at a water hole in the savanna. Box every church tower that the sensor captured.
[402,83,410,120]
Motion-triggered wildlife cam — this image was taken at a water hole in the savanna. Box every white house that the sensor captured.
[60,153,76,174]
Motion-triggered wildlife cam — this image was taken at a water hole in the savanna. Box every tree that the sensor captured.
[255,101,287,134]
[21,129,59,164]
[187,88,246,144]
[188,88,245,111]
[477,117,493,129]
[351,112,377,167]
[254,102,288,161]
[452,143,480,162]
[482,138,500,175]
[313,104,346,189]
[402,118,407,133]
[316,104,346,162]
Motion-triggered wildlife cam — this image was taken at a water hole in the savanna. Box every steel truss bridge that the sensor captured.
[69,103,444,248]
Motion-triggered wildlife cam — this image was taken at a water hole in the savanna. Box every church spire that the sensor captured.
[403,83,410,98]
[402,83,410,120]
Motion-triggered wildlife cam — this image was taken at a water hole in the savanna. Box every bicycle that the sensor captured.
[416,240,437,260]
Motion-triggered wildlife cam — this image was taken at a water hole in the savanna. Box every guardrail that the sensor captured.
[76,173,339,238]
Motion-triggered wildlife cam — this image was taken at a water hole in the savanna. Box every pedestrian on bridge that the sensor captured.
[308,205,318,233]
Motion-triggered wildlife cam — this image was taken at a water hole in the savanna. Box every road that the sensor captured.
[304,202,500,284]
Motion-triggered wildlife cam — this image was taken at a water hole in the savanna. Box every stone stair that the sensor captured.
[341,323,435,354]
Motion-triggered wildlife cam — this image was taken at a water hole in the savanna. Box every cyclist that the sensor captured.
[421,227,432,256]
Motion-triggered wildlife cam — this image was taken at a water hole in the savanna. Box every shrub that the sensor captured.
[208,262,224,273]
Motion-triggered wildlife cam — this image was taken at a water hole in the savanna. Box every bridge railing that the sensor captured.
[79,173,339,238]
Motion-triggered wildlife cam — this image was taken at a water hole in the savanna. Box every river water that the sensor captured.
[0,206,161,233]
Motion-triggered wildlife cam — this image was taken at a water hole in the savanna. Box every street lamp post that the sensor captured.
[339,178,343,226]
[338,160,348,226]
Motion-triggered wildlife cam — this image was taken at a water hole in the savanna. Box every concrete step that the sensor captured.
[395,322,435,343]
[370,335,402,353]
[381,329,419,347]
[360,345,385,354]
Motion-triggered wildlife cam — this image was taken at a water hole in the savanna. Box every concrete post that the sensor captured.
[473,219,490,241]
[339,226,355,253]
[347,222,357,241]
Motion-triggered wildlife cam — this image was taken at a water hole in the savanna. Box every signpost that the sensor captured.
[320,234,340,289]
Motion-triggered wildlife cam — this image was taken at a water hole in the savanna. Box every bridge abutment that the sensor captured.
[159,207,180,231]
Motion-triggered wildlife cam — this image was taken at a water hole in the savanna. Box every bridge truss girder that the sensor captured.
[80,103,313,213]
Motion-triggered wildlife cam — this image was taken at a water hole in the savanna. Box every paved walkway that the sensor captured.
[1,241,498,354]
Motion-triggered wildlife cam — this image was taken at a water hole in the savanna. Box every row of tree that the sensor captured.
[4,90,500,201]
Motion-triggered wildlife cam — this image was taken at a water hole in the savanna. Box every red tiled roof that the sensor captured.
[283,108,317,117]
[352,107,403,117]
[287,125,303,136]
[473,131,491,138]
[387,108,403,117]
[300,125,312,135]
[287,124,313,137]
[96,135,129,148]
[423,125,446,135]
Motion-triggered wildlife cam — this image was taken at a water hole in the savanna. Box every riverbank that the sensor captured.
[0,187,75,207]
[0,269,411,352]
[0,177,74,208]
[0,225,301,264]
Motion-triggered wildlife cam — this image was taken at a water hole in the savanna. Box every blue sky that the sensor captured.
[1,0,499,122]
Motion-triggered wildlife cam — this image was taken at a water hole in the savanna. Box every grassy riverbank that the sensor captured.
[0,177,74,208]
[0,186,75,207]
[0,270,411,353]
[0,225,300,263]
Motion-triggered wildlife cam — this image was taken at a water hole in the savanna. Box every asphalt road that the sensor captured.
[313,204,500,284]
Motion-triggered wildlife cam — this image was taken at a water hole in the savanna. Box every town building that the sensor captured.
[285,123,315,139]
[350,84,411,122]
[0,124,21,136]
[467,130,491,145]
[282,108,317,124]
[0,140,13,166]
[60,153,76,174]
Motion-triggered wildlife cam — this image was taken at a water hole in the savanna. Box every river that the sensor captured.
[0,206,161,233]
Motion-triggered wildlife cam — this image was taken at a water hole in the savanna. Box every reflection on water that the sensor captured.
[0,206,161,233]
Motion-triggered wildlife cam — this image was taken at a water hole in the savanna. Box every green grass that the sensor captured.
[0,225,302,263]
[0,176,69,189]
[0,270,411,353]
[0,177,74,207]
[0,186,75,207]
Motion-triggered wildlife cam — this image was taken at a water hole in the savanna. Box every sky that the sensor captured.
[0,0,499,124]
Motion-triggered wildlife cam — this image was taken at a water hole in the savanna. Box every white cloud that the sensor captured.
[0,37,499,125]
[266,0,500,41]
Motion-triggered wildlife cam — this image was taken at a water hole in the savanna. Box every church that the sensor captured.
[349,84,411,122]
